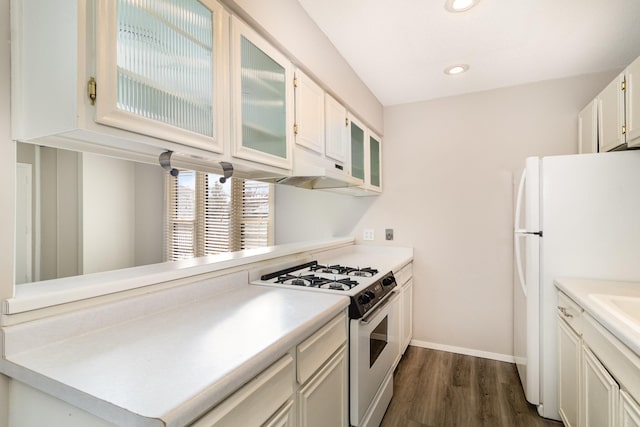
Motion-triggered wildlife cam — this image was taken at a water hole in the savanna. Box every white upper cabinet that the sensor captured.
[598,73,626,152]
[349,114,366,182]
[11,0,228,157]
[95,0,226,153]
[580,55,640,153]
[230,15,293,170]
[324,94,348,165]
[294,69,325,155]
[367,131,382,192]
[579,99,598,154]
[626,56,640,148]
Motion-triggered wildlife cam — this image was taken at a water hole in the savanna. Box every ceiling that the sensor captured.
[296,0,640,106]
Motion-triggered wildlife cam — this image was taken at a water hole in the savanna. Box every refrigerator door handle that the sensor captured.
[514,169,527,297]
[514,169,526,232]
[515,233,527,297]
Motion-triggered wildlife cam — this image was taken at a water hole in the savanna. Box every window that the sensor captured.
[165,171,273,261]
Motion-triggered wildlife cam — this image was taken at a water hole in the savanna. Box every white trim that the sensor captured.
[409,339,515,363]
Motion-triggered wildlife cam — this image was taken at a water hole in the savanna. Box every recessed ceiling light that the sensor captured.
[444,0,480,12]
[444,64,469,75]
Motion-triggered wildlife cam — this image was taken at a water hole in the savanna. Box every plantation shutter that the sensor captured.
[165,170,197,261]
[165,172,272,260]
[204,173,232,255]
[236,179,272,250]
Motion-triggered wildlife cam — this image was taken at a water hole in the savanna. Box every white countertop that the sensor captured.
[555,277,640,356]
[1,273,349,427]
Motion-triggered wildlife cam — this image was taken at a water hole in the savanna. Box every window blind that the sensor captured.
[166,171,272,261]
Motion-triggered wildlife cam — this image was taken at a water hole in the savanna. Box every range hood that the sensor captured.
[275,148,363,189]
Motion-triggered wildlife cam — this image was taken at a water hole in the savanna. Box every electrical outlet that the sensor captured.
[363,229,375,241]
[385,229,394,241]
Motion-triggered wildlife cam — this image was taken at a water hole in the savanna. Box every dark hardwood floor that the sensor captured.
[380,346,564,427]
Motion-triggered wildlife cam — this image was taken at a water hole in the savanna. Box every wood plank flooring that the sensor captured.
[380,346,564,427]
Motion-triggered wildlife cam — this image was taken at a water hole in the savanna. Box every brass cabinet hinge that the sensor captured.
[622,125,627,135]
[345,117,350,126]
[622,80,626,91]
[88,77,97,105]
[293,76,298,88]
[293,123,298,135]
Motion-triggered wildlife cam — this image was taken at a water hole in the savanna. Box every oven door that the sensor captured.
[350,292,400,426]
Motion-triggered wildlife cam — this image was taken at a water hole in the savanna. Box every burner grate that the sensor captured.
[345,267,378,277]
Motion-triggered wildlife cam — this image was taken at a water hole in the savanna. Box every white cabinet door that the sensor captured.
[12,0,228,157]
[264,400,295,427]
[582,345,618,427]
[325,94,348,164]
[294,69,325,155]
[95,0,227,153]
[367,132,382,192]
[400,279,413,354]
[558,317,581,427]
[621,390,640,427]
[579,99,598,154]
[230,15,293,170]
[298,346,348,427]
[626,56,640,148]
[598,73,626,152]
[349,114,366,182]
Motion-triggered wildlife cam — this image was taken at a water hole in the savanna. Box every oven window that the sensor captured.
[370,316,388,367]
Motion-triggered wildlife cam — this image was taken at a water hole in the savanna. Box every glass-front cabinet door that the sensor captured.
[230,16,293,170]
[95,0,227,153]
[348,114,383,194]
[368,132,382,192]
[349,115,365,181]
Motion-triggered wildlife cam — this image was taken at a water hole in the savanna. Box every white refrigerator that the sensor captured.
[513,151,640,420]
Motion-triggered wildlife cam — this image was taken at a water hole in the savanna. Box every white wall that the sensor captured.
[82,153,136,274]
[276,71,617,358]
[0,0,12,421]
[220,0,384,135]
[274,185,375,244]
[134,163,165,266]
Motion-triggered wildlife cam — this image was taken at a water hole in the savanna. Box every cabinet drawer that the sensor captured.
[394,262,413,287]
[297,314,347,384]
[191,354,294,427]
[558,291,583,334]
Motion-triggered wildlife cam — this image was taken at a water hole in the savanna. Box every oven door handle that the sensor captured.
[359,292,398,325]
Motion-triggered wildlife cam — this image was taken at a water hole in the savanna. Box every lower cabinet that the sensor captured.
[400,278,413,354]
[264,400,295,427]
[394,262,413,360]
[297,346,348,427]
[621,390,640,427]
[582,345,618,427]
[197,312,348,427]
[558,317,581,427]
[192,354,295,427]
[556,287,640,427]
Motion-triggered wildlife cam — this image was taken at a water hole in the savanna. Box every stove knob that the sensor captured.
[358,293,371,305]
[382,276,395,287]
[365,291,376,300]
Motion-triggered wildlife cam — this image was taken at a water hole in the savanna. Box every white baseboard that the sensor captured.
[409,339,515,363]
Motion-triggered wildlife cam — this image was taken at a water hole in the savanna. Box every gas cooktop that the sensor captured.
[255,260,396,319]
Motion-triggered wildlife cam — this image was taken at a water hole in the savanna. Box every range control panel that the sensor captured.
[349,272,397,319]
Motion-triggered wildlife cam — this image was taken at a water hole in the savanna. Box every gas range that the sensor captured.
[253,260,397,319]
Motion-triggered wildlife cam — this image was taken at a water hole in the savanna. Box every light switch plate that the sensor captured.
[363,229,375,241]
